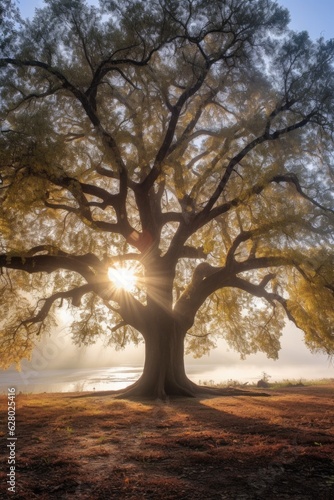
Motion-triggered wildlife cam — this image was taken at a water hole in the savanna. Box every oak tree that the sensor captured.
[1,0,333,398]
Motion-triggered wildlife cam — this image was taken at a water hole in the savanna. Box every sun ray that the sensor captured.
[108,266,137,291]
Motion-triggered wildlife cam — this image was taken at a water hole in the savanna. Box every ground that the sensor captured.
[0,384,334,499]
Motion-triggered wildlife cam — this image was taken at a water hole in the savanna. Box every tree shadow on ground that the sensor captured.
[0,390,333,499]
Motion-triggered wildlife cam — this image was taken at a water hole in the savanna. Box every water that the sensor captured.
[0,361,332,394]
[0,366,143,394]
[0,364,225,394]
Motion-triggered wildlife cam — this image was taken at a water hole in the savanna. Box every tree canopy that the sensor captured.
[0,0,333,397]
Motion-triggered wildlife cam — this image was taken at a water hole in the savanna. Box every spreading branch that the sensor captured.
[192,171,334,233]
[0,253,96,281]
[231,275,299,328]
[196,112,319,222]
[22,284,94,328]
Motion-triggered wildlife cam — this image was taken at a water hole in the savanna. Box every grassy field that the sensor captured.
[0,382,334,499]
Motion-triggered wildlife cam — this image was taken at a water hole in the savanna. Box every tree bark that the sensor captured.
[118,257,198,399]
[120,315,196,399]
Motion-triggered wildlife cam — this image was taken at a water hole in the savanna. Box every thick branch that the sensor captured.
[193,170,333,232]
[98,284,149,336]
[271,173,334,214]
[0,251,149,334]
[195,112,318,223]
[102,253,142,265]
[0,253,96,281]
[142,66,211,191]
[231,275,299,328]
[235,256,307,275]
[179,246,207,260]
[173,263,230,329]
[43,175,138,238]
[24,246,104,269]
[23,285,94,326]
[20,280,149,338]
[174,250,317,331]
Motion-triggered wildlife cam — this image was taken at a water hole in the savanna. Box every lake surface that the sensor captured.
[1,361,332,394]
[0,364,222,394]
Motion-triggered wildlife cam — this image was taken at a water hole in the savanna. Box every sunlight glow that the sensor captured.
[108,266,137,291]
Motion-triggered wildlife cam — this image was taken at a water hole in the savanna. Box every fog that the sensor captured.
[1,319,332,394]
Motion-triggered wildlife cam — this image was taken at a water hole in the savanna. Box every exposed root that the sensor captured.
[74,377,270,400]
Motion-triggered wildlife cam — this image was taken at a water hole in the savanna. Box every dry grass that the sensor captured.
[0,384,334,499]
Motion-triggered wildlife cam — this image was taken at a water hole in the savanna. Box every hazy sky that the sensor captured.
[18,0,334,41]
[3,0,334,387]
[279,0,334,40]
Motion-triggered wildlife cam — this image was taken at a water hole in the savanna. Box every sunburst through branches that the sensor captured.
[107,266,138,292]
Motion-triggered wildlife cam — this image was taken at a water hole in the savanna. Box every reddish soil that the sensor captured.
[0,384,334,499]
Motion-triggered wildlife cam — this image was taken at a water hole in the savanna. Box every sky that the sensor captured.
[2,0,334,390]
[17,0,334,41]
[278,0,334,40]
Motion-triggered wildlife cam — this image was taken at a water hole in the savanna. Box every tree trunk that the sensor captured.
[120,317,196,399]
[119,258,198,399]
